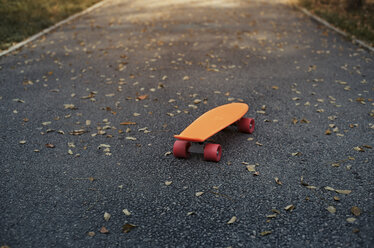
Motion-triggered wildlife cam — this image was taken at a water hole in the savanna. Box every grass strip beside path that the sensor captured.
[0,0,102,51]
[298,0,374,47]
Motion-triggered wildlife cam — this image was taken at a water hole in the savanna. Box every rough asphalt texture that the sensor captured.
[1,0,373,247]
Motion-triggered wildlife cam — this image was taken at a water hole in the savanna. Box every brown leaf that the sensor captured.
[45,143,55,148]
[274,177,282,185]
[300,118,310,124]
[351,206,361,216]
[100,226,109,234]
[122,223,136,233]
[260,231,272,236]
[136,94,148,100]
[69,129,87,135]
[120,121,136,125]
[353,146,364,152]
[88,231,95,237]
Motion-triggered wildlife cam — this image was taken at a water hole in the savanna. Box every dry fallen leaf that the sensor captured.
[351,206,361,216]
[327,206,336,214]
[246,165,256,172]
[325,129,332,135]
[274,177,282,185]
[19,140,26,144]
[260,231,272,236]
[347,217,356,223]
[69,129,86,135]
[195,192,204,197]
[227,216,237,224]
[137,94,148,100]
[335,189,351,195]
[45,143,55,148]
[100,226,109,234]
[64,104,76,109]
[122,223,136,233]
[120,121,136,125]
[291,152,301,156]
[123,209,131,216]
[165,181,172,186]
[284,205,294,211]
[266,214,277,219]
[87,231,95,237]
[353,146,364,152]
[324,186,335,191]
[104,212,111,221]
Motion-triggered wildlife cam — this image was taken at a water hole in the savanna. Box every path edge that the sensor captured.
[293,5,374,53]
[0,0,109,58]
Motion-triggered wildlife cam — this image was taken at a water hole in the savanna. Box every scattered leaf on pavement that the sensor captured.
[122,223,136,233]
[351,206,361,216]
[100,226,109,234]
[227,216,237,224]
[327,206,336,214]
[104,212,111,221]
[260,231,272,236]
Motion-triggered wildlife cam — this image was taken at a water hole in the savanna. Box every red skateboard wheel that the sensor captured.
[238,118,255,134]
[204,143,222,162]
[173,140,191,158]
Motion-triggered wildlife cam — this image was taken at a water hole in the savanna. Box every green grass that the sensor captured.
[298,0,374,47]
[0,0,102,51]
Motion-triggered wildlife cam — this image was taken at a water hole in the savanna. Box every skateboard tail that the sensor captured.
[174,135,205,142]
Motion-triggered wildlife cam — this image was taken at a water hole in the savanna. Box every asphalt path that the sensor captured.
[1,0,373,247]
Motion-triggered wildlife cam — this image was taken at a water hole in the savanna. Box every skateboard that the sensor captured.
[173,102,255,162]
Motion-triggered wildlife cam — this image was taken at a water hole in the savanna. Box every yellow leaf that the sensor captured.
[227,216,237,224]
[324,186,335,191]
[327,206,336,214]
[335,189,351,195]
[260,231,272,236]
[284,205,294,211]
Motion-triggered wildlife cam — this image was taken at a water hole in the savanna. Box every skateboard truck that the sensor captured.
[173,103,255,162]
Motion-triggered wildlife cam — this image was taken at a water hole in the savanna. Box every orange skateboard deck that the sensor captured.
[173,103,255,162]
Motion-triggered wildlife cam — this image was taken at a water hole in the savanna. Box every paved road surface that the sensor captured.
[1,0,373,247]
